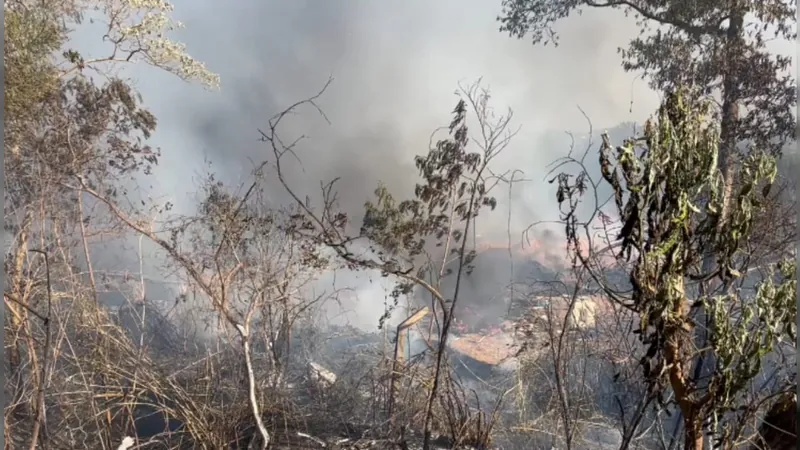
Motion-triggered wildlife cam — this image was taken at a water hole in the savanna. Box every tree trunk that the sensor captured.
[754,392,797,450]
[690,4,745,447]
[684,413,704,450]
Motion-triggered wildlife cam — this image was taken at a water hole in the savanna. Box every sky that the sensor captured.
[69,0,794,331]
[95,0,662,222]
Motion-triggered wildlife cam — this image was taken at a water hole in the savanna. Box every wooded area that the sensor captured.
[4,1,796,449]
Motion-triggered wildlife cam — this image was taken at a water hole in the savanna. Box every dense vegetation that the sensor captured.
[5,1,795,449]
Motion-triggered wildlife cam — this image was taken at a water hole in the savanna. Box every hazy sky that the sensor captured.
[71,1,793,330]
[80,0,662,222]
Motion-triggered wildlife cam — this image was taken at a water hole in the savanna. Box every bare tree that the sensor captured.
[74,167,338,448]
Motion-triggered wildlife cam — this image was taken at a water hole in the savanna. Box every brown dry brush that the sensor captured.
[74,170,355,447]
[4,54,349,450]
[4,91,210,450]
[5,273,227,449]
[510,119,658,450]
[510,271,655,450]
[4,249,365,449]
[374,348,500,449]
[4,20,179,446]
[4,4,359,449]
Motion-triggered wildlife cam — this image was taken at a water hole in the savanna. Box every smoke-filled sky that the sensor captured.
[76,0,663,222]
[70,1,793,330]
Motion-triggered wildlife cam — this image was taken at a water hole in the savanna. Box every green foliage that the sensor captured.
[4,5,64,144]
[362,100,484,257]
[498,0,796,156]
[5,74,160,215]
[4,0,218,217]
[555,88,794,439]
[706,258,796,410]
[359,97,498,328]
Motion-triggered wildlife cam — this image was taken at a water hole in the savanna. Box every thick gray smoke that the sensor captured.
[71,1,670,331]
[133,1,665,218]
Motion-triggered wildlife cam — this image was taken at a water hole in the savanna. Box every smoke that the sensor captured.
[68,0,666,331]
[137,0,661,217]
